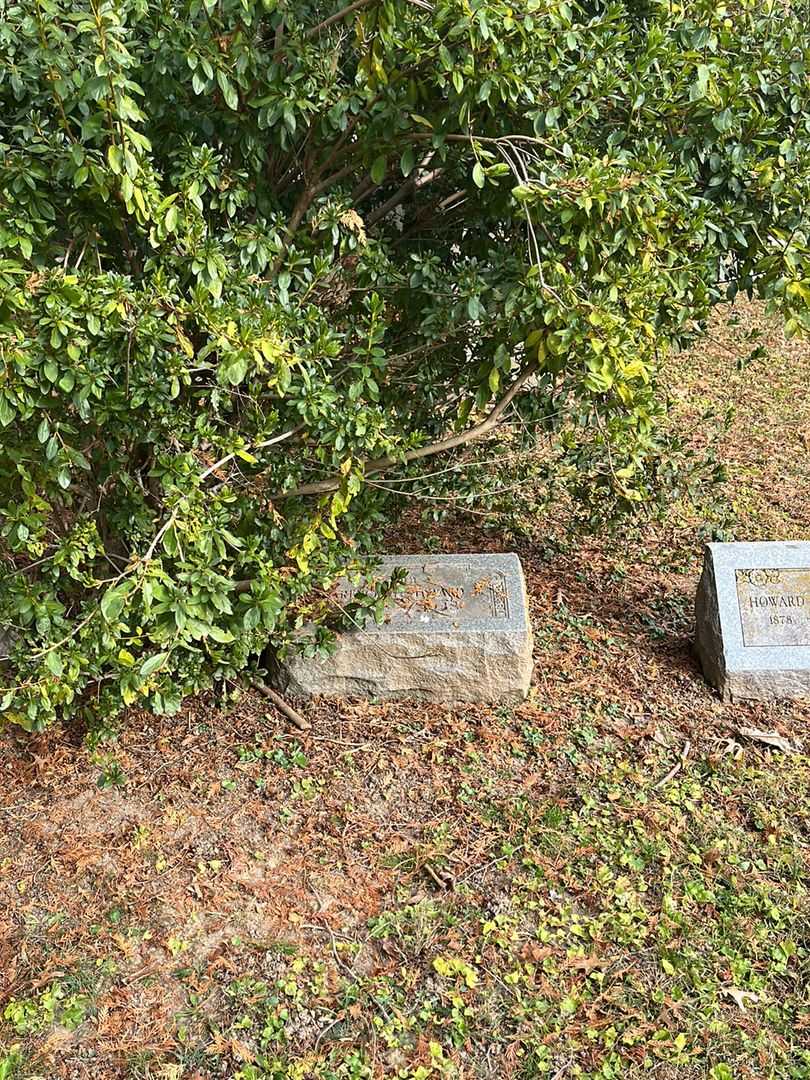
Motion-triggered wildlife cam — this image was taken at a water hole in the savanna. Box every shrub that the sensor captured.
[1,0,809,728]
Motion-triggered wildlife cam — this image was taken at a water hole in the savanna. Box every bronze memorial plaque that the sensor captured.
[333,558,511,629]
[735,568,810,648]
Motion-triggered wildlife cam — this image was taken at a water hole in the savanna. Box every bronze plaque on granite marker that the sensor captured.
[735,568,810,648]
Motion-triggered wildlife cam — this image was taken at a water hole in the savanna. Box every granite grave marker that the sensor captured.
[275,553,534,703]
[695,541,810,701]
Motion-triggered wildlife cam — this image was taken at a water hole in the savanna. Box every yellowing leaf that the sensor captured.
[621,359,649,382]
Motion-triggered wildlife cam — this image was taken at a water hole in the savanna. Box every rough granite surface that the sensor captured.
[274,553,534,703]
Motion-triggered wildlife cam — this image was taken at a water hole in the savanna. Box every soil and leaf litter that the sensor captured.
[2,302,810,1078]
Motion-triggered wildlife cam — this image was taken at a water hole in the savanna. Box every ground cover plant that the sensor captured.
[2,0,810,729]
[1,301,809,1078]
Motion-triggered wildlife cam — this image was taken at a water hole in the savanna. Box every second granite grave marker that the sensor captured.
[695,541,810,701]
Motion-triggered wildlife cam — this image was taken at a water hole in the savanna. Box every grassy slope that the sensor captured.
[1,300,809,1080]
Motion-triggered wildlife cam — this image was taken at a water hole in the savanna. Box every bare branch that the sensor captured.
[303,0,377,40]
[274,360,539,499]
[366,163,442,227]
[278,0,431,53]
[408,131,566,158]
[199,425,304,483]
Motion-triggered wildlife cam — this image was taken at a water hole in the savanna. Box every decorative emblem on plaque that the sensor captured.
[735,569,783,587]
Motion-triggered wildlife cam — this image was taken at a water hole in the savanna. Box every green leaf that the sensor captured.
[140,652,169,678]
[243,606,261,630]
[156,191,180,214]
[710,1067,734,1080]
[691,63,711,100]
[370,155,387,184]
[221,354,249,386]
[123,147,139,180]
[400,146,415,177]
[45,651,64,677]
[107,144,123,174]
[217,69,239,111]
[101,583,131,623]
[472,162,486,189]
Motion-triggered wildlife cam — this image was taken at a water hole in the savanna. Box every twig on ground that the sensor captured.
[480,962,519,1000]
[314,1014,345,1053]
[654,740,691,789]
[423,862,454,890]
[456,843,525,885]
[250,680,311,731]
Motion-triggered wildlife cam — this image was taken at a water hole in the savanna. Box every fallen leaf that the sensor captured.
[714,736,743,758]
[521,942,555,962]
[738,727,798,754]
[570,955,604,973]
[723,986,760,1012]
[230,1038,256,1063]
